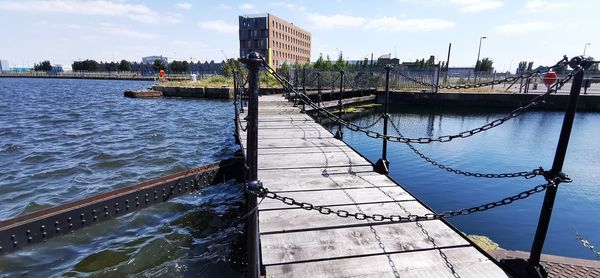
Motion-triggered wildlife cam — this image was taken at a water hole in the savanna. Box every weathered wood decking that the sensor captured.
[238,94,509,277]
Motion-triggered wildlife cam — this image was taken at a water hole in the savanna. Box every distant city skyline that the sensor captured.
[0,0,597,72]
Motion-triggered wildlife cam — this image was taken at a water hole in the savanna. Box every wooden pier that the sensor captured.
[238,94,509,277]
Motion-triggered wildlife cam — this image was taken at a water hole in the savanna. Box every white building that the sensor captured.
[0,60,9,71]
[142,56,168,64]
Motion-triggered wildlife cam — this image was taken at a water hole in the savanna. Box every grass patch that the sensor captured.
[161,76,233,88]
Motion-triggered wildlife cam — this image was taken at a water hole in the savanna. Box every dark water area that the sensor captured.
[0,78,244,277]
[322,104,600,261]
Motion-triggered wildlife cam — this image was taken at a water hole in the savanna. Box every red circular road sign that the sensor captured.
[543,71,558,88]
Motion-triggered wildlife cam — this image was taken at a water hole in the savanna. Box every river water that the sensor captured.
[1,78,598,276]
[0,78,244,277]
[322,104,600,261]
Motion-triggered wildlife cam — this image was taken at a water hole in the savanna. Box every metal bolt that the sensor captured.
[80,213,85,218]
[28,237,32,242]
[26,230,31,235]
[54,221,59,226]
[40,225,45,230]
[67,217,72,222]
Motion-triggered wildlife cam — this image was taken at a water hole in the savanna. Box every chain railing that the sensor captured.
[245,179,555,223]
[237,54,595,277]
[263,56,577,144]
[394,56,569,90]
[388,117,544,179]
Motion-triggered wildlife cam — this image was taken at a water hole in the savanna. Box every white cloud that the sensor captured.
[366,17,455,31]
[198,20,238,34]
[307,14,454,32]
[493,21,554,35]
[163,13,184,24]
[219,3,233,10]
[176,2,192,10]
[239,3,255,10]
[96,23,158,39]
[524,0,568,12]
[307,14,367,30]
[0,0,180,24]
[271,2,306,11]
[450,0,504,12]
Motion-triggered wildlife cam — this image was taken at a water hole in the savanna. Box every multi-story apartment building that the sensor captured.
[239,13,311,68]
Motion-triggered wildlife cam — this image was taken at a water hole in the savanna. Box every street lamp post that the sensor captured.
[474,36,487,83]
[583,42,591,56]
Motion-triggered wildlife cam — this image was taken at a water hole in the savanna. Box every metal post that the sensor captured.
[334,70,344,140]
[374,65,392,174]
[316,72,322,123]
[301,66,306,113]
[491,71,496,90]
[233,70,239,140]
[433,63,441,93]
[445,43,452,85]
[243,52,261,278]
[474,36,486,83]
[529,58,587,276]
[240,73,245,113]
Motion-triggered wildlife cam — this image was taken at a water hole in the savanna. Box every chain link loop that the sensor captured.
[388,118,544,179]
[261,56,577,145]
[246,181,551,222]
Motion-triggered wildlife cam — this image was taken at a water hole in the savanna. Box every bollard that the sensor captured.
[243,52,262,278]
[334,70,345,140]
[316,72,322,123]
[528,56,592,277]
[374,65,392,174]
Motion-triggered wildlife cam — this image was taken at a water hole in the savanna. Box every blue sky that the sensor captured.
[0,0,597,72]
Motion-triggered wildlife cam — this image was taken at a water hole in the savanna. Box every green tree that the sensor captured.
[334,54,347,71]
[590,63,599,73]
[475,57,494,72]
[72,59,98,72]
[169,60,189,73]
[118,60,132,71]
[222,58,242,78]
[152,59,165,72]
[279,62,291,76]
[323,55,333,71]
[34,60,52,72]
[313,53,324,69]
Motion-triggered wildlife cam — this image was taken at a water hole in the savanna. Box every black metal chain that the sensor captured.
[351,115,385,130]
[246,179,552,222]
[388,118,544,179]
[262,57,577,144]
[394,56,569,90]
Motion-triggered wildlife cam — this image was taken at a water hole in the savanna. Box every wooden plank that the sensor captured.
[264,246,508,278]
[260,220,469,265]
[259,187,415,210]
[237,93,509,277]
[258,151,371,170]
[239,130,333,139]
[259,201,432,233]
[259,167,395,192]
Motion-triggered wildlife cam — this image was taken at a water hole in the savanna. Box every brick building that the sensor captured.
[239,13,311,68]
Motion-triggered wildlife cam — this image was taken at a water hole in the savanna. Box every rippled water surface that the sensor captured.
[323,104,600,260]
[0,78,243,276]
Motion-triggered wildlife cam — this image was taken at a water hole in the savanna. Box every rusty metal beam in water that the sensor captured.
[0,157,243,254]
